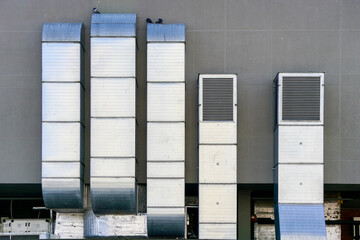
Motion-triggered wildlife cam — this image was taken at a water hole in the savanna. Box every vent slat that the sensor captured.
[282,77,320,121]
[203,78,233,121]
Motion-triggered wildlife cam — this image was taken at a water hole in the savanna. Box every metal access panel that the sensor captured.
[275,204,327,240]
[147,207,185,237]
[91,38,136,77]
[199,145,236,184]
[275,164,324,204]
[42,83,83,122]
[276,73,324,126]
[91,78,135,117]
[275,126,323,164]
[199,184,237,223]
[199,224,237,240]
[91,118,135,157]
[147,83,185,121]
[147,122,185,161]
[147,179,185,207]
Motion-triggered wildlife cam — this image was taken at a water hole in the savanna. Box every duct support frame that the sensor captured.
[274,72,326,240]
[41,23,85,210]
[198,74,238,239]
[146,23,186,238]
[90,13,137,214]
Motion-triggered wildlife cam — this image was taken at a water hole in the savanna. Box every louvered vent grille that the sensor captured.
[203,78,233,121]
[282,77,321,121]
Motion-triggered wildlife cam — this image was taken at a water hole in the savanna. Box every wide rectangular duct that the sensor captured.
[198,74,237,239]
[146,23,186,238]
[90,13,137,214]
[41,23,84,210]
[274,73,326,240]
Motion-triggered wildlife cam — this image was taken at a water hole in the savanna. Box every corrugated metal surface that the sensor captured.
[199,224,237,240]
[276,204,327,240]
[147,43,185,82]
[42,123,83,161]
[91,38,135,77]
[42,83,82,122]
[199,122,237,144]
[42,43,81,83]
[276,126,323,164]
[202,78,234,121]
[199,184,237,223]
[147,162,184,178]
[147,122,185,161]
[147,208,185,237]
[282,77,321,121]
[91,118,135,157]
[147,23,185,238]
[199,145,236,183]
[90,177,136,213]
[275,164,323,204]
[90,14,137,215]
[91,78,135,117]
[147,179,184,207]
[147,83,185,121]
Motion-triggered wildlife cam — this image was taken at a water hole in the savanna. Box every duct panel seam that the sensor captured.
[199,224,237,240]
[147,179,185,207]
[91,158,136,177]
[147,162,185,178]
[42,162,83,179]
[199,122,237,144]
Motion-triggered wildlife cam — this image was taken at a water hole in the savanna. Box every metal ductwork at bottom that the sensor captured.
[147,208,185,237]
[275,204,327,240]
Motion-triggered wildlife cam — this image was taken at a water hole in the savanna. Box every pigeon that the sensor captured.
[155,18,163,24]
[93,8,100,14]
[146,18,153,23]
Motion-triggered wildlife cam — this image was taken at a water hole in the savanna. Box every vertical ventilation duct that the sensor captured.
[41,23,85,209]
[90,14,137,214]
[198,74,237,239]
[146,23,186,237]
[274,73,326,240]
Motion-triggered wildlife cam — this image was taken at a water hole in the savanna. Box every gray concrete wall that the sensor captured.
[0,0,359,185]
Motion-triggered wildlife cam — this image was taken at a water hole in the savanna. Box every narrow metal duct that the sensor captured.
[198,74,237,239]
[146,23,186,237]
[274,73,326,240]
[90,13,137,214]
[41,23,84,209]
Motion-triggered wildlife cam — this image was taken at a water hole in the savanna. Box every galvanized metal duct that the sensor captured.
[90,14,137,214]
[274,73,326,240]
[41,23,85,209]
[198,74,237,240]
[146,23,186,237]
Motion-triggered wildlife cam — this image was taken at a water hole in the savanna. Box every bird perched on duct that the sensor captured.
[146,18,163,24]
[93,8,100,14]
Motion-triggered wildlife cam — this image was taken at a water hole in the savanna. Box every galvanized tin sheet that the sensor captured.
[42,122,83,161]
[91,23,136,37]
[147,207,185,237]
[42,162,83,179]
[91,118,135,157]
[90,177,136,214]
[199,145,236,184]
[42,178,83,209]
[199,223,237,240]
[147,43,185,82]
[42,43,81,82]
[147,179,184,207]
[199,122,237,144]
[147,122,185,161]
[199,184,237,223]
[147,162,184,178]
[42,82,82,122]
[91,13,136,24]
[91,38,135,77]
[276,126,323,164]
[147,83,185,121]
[91,78,135,117]
[42,23,84,45]
[275,164,324,204]
[91,158,135,177]
[275,204,327,240]
[147,23,185,42]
